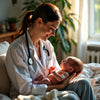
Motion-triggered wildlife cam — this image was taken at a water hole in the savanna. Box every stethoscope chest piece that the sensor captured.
[28,58,33,65]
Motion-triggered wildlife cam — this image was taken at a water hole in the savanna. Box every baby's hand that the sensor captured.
[49,66,56,73]
[58,71,69,78]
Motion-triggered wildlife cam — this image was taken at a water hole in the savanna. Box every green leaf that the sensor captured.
[60,39,71,54]
[66,17,75,31]
[71,39,77,46]
[57,24,65,40]
[65,0,72,9]
[43,0,51,3]
[22,6,28,11]
[40,0,44,2]
[48,36,55,43]
[61,0,65,9]
[68,13,76,16]
[68,21,75,31]
[63,19,68,26]
[54,0,60,5]
[63,9,67,17]
[61,24,68,35]
[53,42,58,55]
[23,2,30,5]
[73,17,80,24]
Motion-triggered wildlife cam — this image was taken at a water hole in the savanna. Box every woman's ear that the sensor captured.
[36,17,43,25]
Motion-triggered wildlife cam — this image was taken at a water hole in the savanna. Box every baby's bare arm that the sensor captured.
[33,78,52,85]
[46,73,76,91]
[50,71,69,83]
[34,71,69,85]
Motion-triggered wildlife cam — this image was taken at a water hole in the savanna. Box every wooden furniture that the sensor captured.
[0,31,18,43]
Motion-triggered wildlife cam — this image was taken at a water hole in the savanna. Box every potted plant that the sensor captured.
[21,0,77,55]
[6,17,19,31]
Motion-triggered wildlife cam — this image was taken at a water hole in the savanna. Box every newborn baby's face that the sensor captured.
[60,59,74,74]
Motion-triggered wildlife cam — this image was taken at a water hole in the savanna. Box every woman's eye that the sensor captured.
[50,28,53,32]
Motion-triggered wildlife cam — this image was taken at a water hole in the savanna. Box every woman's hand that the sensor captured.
[60,73,76,89]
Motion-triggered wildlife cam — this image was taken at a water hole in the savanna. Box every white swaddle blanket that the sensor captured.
[16,89,80,100]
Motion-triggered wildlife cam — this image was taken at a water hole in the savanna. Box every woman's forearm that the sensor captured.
[46,84,64,91]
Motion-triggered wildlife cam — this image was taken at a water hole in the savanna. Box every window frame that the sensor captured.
[88,0,100,40]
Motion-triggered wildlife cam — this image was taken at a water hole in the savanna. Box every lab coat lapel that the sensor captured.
[40,40,47,68]
[27,31,46,74]
[40,40,51,76]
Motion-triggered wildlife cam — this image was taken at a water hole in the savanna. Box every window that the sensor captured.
[88,0,100,40]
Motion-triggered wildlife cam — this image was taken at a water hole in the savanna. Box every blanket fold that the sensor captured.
[16,89,80,100]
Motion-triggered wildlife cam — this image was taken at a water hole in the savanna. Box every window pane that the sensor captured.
[94,0,100,34]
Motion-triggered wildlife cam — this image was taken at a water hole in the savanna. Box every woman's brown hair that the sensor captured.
[18,3,62,36]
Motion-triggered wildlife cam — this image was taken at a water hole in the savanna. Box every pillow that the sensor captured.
[0,41,10,55]
[0,41,10,95]
[0,94,11,100]
[0,55,10,95]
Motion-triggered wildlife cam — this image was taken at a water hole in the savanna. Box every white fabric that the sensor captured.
[5,32,60,98]
[16,89,80,100]
[69,0,88,63]
[0,94,11,100]
[0,41,10,55]
[73,63,100,99]
[77,0,88,63]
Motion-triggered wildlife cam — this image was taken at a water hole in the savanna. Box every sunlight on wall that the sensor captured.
[66,0,88,62]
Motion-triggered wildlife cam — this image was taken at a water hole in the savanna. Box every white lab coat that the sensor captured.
[5,32,61,98]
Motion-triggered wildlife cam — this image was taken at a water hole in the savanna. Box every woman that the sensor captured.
[5,3,96,100]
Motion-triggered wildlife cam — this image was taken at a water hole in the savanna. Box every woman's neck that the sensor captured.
[28,27,40,47]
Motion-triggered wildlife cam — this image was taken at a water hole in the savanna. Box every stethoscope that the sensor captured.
[25,31,50,65]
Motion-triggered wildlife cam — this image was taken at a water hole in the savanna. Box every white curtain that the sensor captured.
[69,0,88,63]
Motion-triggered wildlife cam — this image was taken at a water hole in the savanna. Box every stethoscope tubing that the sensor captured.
[25,31,50,65]
[25,31,32,65]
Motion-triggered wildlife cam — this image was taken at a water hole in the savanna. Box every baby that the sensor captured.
[34,56,84,85]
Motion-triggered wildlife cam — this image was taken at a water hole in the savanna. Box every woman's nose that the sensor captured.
[50,30,55,36]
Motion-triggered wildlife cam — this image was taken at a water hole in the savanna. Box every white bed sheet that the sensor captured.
[73,63,100,99]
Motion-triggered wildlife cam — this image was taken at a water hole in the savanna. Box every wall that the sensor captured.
[0,0,25,28]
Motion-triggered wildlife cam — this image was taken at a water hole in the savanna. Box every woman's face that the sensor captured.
[40,20,60,41]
